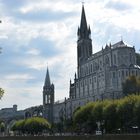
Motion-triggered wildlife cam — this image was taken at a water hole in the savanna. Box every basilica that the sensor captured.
[43,5,140,123]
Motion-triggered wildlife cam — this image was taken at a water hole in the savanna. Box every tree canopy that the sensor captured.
[0,88,4,100]
[73,95,140,134]
[122,75,140,96]
[11,117,50,135]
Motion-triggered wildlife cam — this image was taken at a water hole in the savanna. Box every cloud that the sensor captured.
[4,74,34,81]
[0,0,77,22]
[26,48,40,55]
[0,0,140,110]
[16,9,76,22]
[105,0,132,11]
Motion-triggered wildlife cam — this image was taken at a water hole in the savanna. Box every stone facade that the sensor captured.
[43,6,140,123]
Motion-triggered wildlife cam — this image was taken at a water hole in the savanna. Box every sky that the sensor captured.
[0,0,140,110]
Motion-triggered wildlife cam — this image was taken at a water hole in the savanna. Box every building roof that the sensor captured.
[111,40,132,49]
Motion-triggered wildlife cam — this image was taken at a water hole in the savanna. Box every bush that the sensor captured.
[11,117,50,135]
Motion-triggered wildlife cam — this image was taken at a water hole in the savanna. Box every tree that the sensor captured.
[24,117,50,134]
[103,101,119,133]
[0,88,4,100]
[122,75,140,96]
[11,117,50,135]
[0,122,5,133]
[133,96,140,127]
[11,120,25,134]
[73,102,96,134]
[73,95,140,134]
[117,95,137,130]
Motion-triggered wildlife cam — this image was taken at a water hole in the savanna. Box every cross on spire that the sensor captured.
[82,1,85,5]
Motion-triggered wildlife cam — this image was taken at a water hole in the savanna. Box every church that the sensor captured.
[43,5,140,123]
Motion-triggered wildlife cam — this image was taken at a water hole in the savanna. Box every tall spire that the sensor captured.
[78,4,91,40]
[80,5,87,30]
[77,4,92,71]
[44,67,51,87]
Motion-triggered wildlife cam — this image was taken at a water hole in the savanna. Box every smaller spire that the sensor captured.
[77,26,80,36]
[44,67,51,87]
[75,72,77,79]
[105,43,108,48]
[88,26,91,34]
[70,79,71,85]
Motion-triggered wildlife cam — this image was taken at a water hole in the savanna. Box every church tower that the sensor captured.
[43,67,54,123]
[77,5,92,77]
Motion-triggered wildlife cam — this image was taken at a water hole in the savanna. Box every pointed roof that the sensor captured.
[44,67,51,87]
[80,5,87,30]
[88,26,91,33]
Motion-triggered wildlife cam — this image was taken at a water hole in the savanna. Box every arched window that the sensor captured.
[114,54,117,64]
[105,55,110,66]
[130,53,132,63]
[47,95,51,104]
[45,95,47,104]
[122,70,124,77]
[126,71,128,76]
[86,66,88,75]
[91,64,92,73]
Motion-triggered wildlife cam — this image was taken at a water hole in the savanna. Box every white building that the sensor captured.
[43,5,140,123]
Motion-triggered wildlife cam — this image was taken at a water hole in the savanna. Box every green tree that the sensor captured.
[0,88,4,100]
[92,100,110,133]
[11,120,25,134]
[103,101,119,133]
[122,75,140,96]
[117,95,137,130]
[0,122,5,133]
[73,95,140,134]
[133,95,140,127]
[24,117,50,134]
[73,102,96,134]
[11,117,50,135]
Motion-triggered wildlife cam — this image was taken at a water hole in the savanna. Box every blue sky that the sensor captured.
[0,0,140,110]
